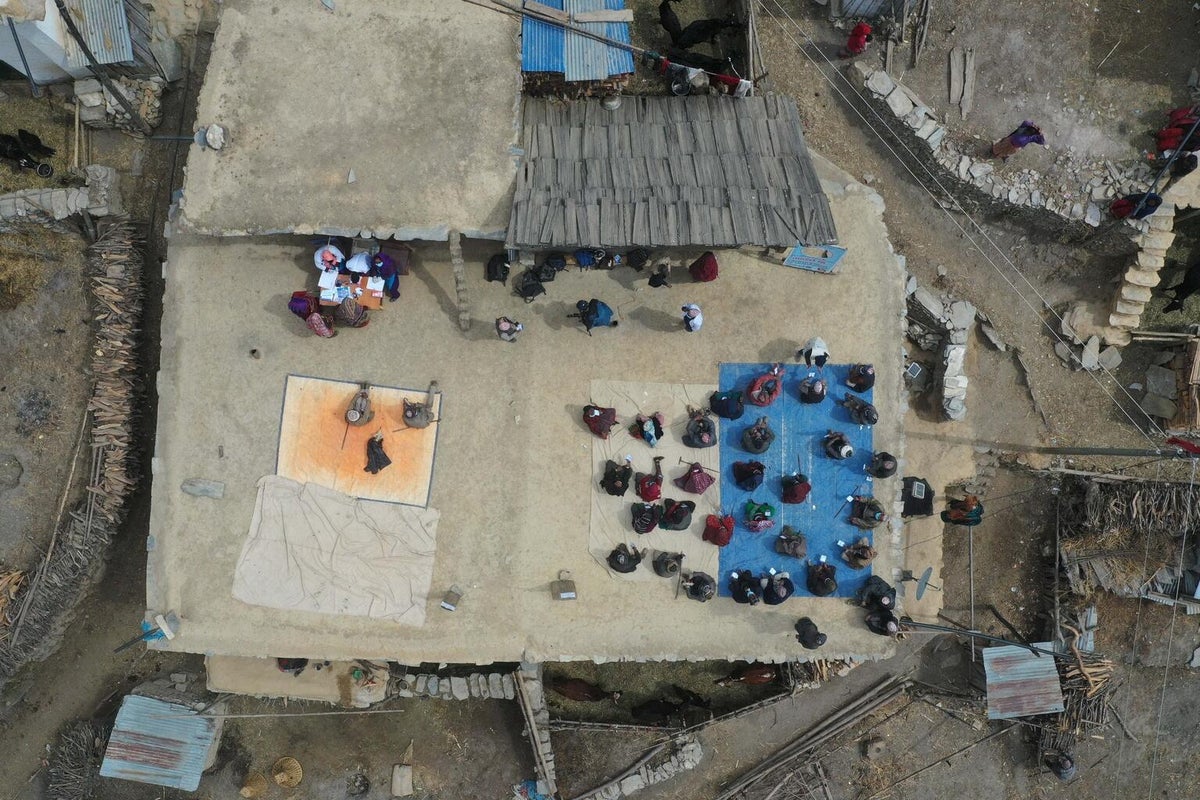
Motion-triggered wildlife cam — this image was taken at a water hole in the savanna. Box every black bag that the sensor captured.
[536,262,557,282]
[544,253,568,272]
[626,248,650,271]
[486,253,510,284]
[514,270,546,303]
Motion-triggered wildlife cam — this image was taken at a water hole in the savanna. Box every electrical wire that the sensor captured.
[1145,456,1197,799]
[756,0,1167,446]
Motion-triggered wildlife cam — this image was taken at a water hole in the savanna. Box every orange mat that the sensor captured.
[276,375,440,506]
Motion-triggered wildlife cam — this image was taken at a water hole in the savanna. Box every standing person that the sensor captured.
[992,121,1045,160]
[495,316,523,343]
[838,21,872,58]
[1110,192,1163,220]
[797,337,830,368]
[682,303,704,332]
[795,617,827,649]
[572,299,618,335]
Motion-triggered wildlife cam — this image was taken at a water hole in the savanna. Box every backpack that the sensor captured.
[536,262,557,282]
[688,251,718,282]
[659,499,696,531]
[636,471,662,501]
[514,270,546,302]
[702,514,734,547]
[575,248,604,269]
[582,405,619,439]
[600,460,632,496]
[631,502,663,534]
[732,461,765,491]
[626,248,650,271]
[710,390,745,420]
[544,253,568,272]
[486,253,510,284]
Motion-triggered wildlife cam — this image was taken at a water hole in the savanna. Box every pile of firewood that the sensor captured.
[0,220,143,678]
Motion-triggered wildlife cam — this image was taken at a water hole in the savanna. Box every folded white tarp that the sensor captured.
[233,476,439,626]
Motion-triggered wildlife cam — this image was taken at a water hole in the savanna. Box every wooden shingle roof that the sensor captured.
[507,94,838,249]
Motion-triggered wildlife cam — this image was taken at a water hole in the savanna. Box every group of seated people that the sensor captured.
[288,240,406,338]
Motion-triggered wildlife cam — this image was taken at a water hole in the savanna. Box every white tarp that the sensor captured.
[232,476,439,626]
[589,380,721,582]
[0,1,46,22]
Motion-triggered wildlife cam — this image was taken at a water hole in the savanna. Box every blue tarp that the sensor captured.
[521,0,635,81]
[716,363,876,599]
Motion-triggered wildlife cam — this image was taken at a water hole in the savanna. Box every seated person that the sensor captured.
[607,543,643,573]
[635,456,665,500]
[941,495,984,526]
[841,536,878,569]
[798,376,827,404]
[630,414,666,448]
[368,252,401,301]
[806,559,838,597]
[683,407,717,448]
[682,571,716,602]
[865,608,900,637]
[730,569,762,605]
[314,242,345,272]
[599,457,633,496]
[823,430,854,460]
[795,617,826,650]
[774,526,807,558]
[868,451,898,479]
[761,570,794,605]
[841,394,879,426]
[344,251,373,274]
[849,496,886,529]
[781,473,811,504]
[747,363,785,406]
[742,416,775,454]
[857,575,896,612]
[847,363,876,392]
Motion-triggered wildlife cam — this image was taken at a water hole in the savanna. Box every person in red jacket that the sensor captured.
[839,22,872,58]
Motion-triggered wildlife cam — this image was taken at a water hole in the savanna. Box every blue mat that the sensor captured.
[716,363,876,599]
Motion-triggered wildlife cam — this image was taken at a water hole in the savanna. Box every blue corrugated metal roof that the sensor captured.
[982,642,1066,720]
[61,0,134,69]
[99,696,220,791]
[521,0,634,81]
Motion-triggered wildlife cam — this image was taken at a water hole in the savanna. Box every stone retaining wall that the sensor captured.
[848,63,1138,256]
[0,165,122,224]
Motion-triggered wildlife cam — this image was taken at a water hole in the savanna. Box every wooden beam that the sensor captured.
[573,9,633,22]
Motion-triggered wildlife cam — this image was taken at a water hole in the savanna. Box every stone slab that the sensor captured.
[1146,364,1178,400]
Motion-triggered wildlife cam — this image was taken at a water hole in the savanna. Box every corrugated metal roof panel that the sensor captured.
[521,0,633,80]
[982,642,1066,720]
[99,696,220,791]
[61,0,133,69]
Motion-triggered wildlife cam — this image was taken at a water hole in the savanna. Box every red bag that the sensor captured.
[703,514,734,547]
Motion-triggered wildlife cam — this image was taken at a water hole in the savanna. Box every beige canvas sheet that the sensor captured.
[589,381,722,582]
[232,476,439,625]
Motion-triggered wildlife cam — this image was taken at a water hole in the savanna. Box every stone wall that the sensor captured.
[0,165,122,223]
[848,63,1138,255]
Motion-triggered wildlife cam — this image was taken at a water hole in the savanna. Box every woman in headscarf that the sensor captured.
[333,296,370,328]
[288,291,336,338]
[992,121,1045,160]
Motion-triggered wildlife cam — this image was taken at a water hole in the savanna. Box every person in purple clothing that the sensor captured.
[368,253,401,301]
[992,121,1045,159]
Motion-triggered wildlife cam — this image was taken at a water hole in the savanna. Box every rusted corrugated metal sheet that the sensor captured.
[99,695,220,791]
[982,643,1066,720]
[61,0,133,69]
[521,0,634,81]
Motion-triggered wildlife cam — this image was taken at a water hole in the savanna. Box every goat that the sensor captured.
[676,15,744,50]
[658,0,683,45]
[1164,260,1200,313]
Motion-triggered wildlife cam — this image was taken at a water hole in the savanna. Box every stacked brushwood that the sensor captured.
[1058,476,1198,598]
[48,721,107,800]
[0,220,142,681]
